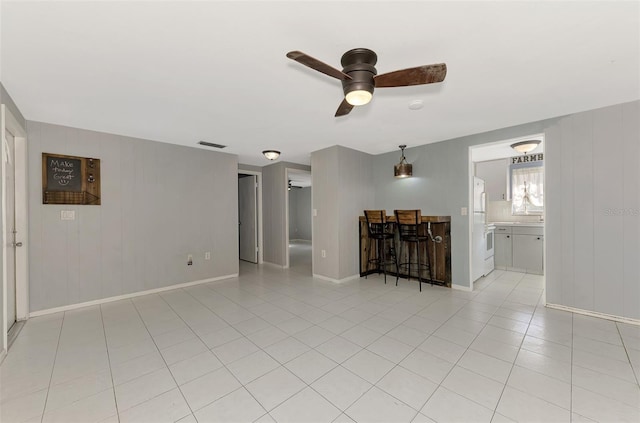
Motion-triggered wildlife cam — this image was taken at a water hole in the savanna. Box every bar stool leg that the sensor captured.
[365,237,374,279]
[407,244,411,283]
[392,238,399,281]
[396,239,402,287]
[417,239,422,292]
[381,238,387,284]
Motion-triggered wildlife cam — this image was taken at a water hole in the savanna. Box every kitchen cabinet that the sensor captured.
[493,225,543,274]
[475,159,509,201]
[512,234,544,275]
[494,230,512,270]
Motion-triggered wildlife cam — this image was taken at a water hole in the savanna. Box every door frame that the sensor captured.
[284,168,311,269]
[1,105,29,353]
[237,170,263,264]
[468,133,546,295]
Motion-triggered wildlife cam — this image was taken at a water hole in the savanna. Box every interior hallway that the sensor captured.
[289,240,312,276]
[1,267,638,423]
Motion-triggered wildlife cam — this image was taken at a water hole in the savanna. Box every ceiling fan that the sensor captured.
[286,48,447,117]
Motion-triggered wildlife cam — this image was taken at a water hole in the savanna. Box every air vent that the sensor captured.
[198,141,227,149]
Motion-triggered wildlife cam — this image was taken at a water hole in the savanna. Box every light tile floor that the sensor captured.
[1,265,639,423]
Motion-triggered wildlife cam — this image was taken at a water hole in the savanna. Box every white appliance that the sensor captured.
[472,177,493,281]
[484,225,495,275]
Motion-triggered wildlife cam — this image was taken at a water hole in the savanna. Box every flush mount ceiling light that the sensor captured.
[394,145,413,178]
[511,140,541,154]
[262,150,280,160]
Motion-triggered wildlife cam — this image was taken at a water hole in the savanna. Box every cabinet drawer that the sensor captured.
[495,226,512,234]
[512,226,544,236]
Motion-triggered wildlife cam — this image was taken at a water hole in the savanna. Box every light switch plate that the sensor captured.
[313,209,318,217]
[61,210,76,220]
[461,207,468,216]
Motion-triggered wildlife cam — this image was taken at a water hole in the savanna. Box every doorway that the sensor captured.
[2,104,28,354]
[468,134,546,292]
[238,172,262,264]
[286,169,312,274]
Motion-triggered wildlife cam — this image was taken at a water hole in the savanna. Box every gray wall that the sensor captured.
[311,147,340,279]
[27,121,239,312]
[312,146,374,280]
[372,121,554,289]
[289,187,312,241]
[262,161,311,266]
[546,101,640,319]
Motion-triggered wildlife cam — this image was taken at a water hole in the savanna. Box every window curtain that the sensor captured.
[511,165,544,214]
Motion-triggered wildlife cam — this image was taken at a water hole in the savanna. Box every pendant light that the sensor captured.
[262,150,280,160]
[510,140,541,154]
[394,145,412,178]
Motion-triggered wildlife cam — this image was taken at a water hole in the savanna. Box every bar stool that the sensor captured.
[364,210,398,284]
[394,210,434,291]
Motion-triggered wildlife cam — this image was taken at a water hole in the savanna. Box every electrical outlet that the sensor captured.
[187,254,193,266]
[321,250,326,258]
[205,252,211,260]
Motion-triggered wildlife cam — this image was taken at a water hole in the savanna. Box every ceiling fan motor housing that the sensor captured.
[340,48,378,98]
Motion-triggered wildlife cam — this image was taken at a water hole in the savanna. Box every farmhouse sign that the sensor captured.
[511,153,543,164]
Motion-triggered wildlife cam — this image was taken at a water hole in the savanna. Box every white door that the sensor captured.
[238,175,258,263]
[4,128,17,331]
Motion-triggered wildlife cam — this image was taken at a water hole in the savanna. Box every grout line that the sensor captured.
[154,290,272,418]
[99,303,121,423]
[127,297,195,419]
[616,322,640,387]
[39,312,65,423]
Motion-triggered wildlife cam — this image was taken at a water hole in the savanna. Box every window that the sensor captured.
[510,163,543,215]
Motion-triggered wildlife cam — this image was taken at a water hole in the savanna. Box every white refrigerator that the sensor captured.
[472,177,486,281]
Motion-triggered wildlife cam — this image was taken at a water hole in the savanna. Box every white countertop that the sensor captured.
[490,221,544,227]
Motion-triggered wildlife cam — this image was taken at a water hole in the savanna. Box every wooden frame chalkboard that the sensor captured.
[42,153,101,205]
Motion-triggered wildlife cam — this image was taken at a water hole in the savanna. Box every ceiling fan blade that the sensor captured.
[286,51,352,81]
[374,63,447,88]
[335,98,354,117]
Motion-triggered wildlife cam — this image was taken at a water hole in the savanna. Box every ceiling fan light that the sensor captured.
[345,89,373,106]
[394,144,413,178]
[511,140,541,154]
[262,150,280,160]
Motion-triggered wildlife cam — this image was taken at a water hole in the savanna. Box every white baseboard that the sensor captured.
[451,283,472,292]
[262,261,285,269]
[546,303,640,326]
[289,239,312,243]
[29,274,238,318]
[312,273,360,284]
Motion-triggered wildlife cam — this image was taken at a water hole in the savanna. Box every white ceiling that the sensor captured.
[2,1,638,166]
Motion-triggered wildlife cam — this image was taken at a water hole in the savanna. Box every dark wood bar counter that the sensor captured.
[359,215,452,287]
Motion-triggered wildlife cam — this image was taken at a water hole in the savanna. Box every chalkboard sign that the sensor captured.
[45,156,82,192]
[42,153,101,205]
